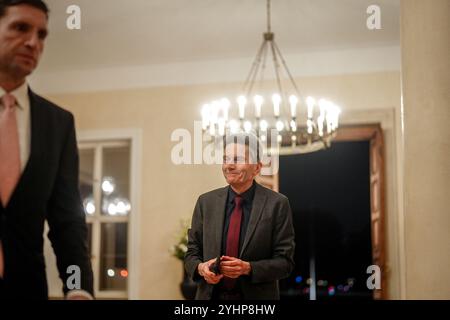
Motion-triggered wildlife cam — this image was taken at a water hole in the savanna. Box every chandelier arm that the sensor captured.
[245,41,269,98]
[270,40,286,115]
[273,41,303,99]
[256,39,270,95]
[272,41,294,121]
[319,135,330,149]
[276,141,326,155]
[267,0,271,33]
[242,39,267,95]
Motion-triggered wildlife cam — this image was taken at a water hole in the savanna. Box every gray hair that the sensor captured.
[223,132,263,164]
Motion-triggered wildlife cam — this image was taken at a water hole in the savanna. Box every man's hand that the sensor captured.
[65,290,94,300]
[66,294,91,300]
[198,258,224,284]
[220,256,251,278]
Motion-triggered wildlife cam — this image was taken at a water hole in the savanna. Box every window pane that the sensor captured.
[101,146,131,217]
[100,223,128,291]
[79,148,95,216]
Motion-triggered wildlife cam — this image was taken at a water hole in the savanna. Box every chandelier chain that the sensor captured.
[267,0,272,33]
[270,41,285,110]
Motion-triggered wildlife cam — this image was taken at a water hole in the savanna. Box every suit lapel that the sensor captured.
[27,89,43,171]
[211,187,228,257]
[240,183,267,256]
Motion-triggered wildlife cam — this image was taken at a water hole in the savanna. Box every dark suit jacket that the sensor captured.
[0,89,93,299]
[185,182,295,300]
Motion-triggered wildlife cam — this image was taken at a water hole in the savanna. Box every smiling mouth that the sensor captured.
[17,54,36,63]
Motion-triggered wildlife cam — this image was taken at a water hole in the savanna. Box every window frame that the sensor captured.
[77,129,142,300]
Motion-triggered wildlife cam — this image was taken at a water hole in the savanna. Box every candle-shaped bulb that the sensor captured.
[276,120,284,132]
[254,95,264,118]
[260,119,268,132]
[289,95,298,118]
[244,121,252,133]
[272,94,281,117]
[201,104,210,130]
[237,95,247,120]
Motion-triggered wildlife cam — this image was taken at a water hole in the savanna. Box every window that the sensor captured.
[79,141,131,298]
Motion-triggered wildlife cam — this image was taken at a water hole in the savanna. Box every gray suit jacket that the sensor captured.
[185,182,295,300]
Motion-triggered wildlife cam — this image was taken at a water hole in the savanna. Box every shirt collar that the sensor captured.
[228,180,256,205]
[0,82,29,110]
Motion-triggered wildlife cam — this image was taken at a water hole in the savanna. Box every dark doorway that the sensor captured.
[279,141,373,300]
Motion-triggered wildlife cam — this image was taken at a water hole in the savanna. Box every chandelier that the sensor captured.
[200,0,341,154]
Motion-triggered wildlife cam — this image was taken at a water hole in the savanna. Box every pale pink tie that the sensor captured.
[0,93,20,278]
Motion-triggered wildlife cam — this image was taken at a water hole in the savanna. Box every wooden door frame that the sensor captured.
[335,124,387,300]
[258,124,387,299]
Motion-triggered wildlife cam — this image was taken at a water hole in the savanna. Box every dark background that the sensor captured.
[279,141,373,300]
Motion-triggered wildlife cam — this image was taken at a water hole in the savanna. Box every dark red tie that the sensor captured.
[223,195,243,289]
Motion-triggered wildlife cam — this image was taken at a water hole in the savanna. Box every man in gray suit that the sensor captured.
[185,133,295,300]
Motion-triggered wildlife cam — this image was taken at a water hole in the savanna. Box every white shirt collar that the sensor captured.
[0,82,29,110]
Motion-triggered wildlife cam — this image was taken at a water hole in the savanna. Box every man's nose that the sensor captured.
[25,32,40,49]
[223,162,233,168]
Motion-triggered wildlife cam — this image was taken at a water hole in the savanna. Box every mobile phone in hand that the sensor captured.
[209,256,221,275]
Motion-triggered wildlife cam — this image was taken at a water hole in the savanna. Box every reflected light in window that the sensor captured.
[120,270,128,278]
[107,203,118,216]
[105,198,131,216]
[107,269,115,277]
[102,177,116,195]
[83,197,95,215]
[114,198,131,216]
[328,286,336,296]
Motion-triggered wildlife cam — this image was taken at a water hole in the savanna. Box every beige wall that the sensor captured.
[44,71,403,299]
[401,0,450,299]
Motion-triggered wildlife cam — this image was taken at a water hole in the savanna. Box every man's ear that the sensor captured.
[254,162,263,177]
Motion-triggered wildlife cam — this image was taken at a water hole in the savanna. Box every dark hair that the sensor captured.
[0,0,49,19]
[224,132,262,163]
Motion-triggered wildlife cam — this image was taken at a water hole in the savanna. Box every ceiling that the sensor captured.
[39,0,400,73]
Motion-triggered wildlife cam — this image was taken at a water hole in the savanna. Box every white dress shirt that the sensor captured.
[0,82,31,172]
